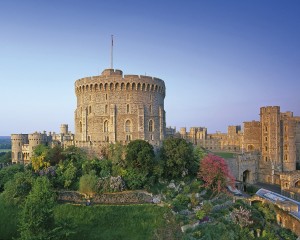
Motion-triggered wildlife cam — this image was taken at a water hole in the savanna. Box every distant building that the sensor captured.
[173,106,300,197]
[11,124,74,164]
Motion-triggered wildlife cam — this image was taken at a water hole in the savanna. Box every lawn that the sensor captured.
[54,204,177,240]
[0,197,179,240]
[213,152,235,159]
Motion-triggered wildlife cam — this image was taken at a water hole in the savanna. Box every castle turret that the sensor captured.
[60,124,68,135]
[11,134,28,164]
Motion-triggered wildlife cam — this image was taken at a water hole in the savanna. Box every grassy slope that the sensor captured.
[0,198,179,240]
[54,204,175,240]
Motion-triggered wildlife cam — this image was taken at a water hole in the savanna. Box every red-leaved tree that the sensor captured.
[197,154,235,194]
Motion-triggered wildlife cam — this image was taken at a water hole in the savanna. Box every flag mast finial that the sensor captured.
[110,35,114,69]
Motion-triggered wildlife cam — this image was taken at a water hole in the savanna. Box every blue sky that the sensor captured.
[0,0,299,135]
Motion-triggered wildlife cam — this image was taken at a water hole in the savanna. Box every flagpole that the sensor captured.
[111,35,113,69]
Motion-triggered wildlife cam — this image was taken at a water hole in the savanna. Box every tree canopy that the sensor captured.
[160,138,197,180]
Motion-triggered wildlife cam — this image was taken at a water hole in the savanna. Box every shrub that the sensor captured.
[79,172,98,196]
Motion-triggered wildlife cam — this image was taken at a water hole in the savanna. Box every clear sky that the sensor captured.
[0,0,300,136]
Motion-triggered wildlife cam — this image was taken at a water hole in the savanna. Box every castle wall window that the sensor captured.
[105,136,109,142]
[125,120,131,133]
[105,105,108,114]
[284,155,288,161]
[104,120,109,132]
[265,137,268,141]
[149,105,152,113]
[148,120,154,132]
[80,122,82,133]
[126,134,131,141]
[89,106,92,114]
[265,156,268,162]
[265,146,268,151]
[127,104,130,114]
[18,152,21,160]
[265,126,268,132]
[105,94,108,100]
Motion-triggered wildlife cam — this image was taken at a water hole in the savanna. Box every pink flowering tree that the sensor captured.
[197,154,235,195]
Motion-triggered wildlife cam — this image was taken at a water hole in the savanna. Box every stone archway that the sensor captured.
[247,145,254,151]
[243,170,251,191]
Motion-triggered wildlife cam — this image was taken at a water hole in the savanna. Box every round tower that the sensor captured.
[11,134,28,164]
[74,68,166,153]
[60,124,69,135]
[28,132,48,159]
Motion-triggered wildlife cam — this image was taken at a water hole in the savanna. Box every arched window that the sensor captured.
[18,152,21,160]
[284,155,288,161]
[148,120,153,132]
[125,120,131,132]
[104,120,108,132]
[127,104,130,114]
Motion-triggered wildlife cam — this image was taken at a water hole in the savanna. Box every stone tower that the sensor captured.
[74,69,166,155]
[281,112,297,172]
[11,134,28,164]
[260,106,281,183]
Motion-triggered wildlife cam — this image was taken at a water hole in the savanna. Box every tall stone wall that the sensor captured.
[243,121,261,152]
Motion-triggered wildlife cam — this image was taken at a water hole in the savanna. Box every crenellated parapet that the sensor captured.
[75,69,166,98]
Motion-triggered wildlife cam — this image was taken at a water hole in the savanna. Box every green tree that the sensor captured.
[0,164,24,191]
[125,140,155,174]
[124,140,155,189]
[2,171,34,204]
[56,161,78,189]
[0,151,12,163]
[18,177,56,240]
[160,138,197,180]
[108,143,126,177]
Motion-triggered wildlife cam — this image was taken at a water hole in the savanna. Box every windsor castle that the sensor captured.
[11,68,300,198]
